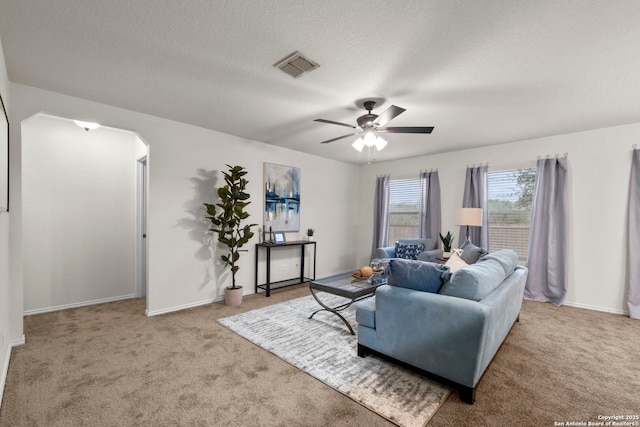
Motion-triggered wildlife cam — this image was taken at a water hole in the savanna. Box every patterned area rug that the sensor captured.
[219,293,451,427]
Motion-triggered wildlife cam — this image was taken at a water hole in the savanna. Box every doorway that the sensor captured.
[136,156,147,300]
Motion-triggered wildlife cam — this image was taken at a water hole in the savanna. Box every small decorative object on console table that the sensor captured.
[274,231,286,244]
[306,228,314,241]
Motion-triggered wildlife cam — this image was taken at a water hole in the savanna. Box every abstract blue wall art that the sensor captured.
[264,163,300,232]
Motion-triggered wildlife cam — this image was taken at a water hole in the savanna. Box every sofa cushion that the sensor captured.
[394,242,425,260]
[460,243,488,264]
[439,257,506,301]
[355,296,376,328]
[388,258,449,293]
[478,249,518,276]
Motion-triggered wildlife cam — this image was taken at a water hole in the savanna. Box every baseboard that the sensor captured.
[562,301,629,316]
[11,335,25,347]
[23,294,136,316]
[1,335,25,409]
[0,344,9,409]
[145,295,224,317]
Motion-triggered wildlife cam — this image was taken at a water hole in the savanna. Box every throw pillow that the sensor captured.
[445,251,468,272]
[460,242,488,264]
[394,242,425,260]
[388,258,450,293]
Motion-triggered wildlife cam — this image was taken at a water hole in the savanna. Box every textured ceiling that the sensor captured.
[1,0,640,164]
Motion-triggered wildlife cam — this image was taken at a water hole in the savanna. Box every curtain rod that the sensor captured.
[466,163,489,168]
[537,152,568,160]
[420,168,438,173]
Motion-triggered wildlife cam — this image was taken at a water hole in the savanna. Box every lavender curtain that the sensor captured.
[524,157,569,306]
[628,149,640,319]
[458,166,488,249]
[419,171,441,246]
[371,175,390,260]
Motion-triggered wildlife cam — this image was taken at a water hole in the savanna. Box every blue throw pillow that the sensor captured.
[394,242,425,260]
[388,258,450,293]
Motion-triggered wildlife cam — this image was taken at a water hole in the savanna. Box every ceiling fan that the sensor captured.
[314,100,434,151]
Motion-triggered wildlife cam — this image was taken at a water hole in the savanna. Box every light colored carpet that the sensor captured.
[219,293,450,427]
[2,283,638,426]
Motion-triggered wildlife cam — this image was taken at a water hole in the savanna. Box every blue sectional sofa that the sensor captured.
[356,250,527,403]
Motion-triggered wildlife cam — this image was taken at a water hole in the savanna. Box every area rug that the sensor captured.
[219,292,451,427]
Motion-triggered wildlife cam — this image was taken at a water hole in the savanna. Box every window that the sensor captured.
[388,178,421,246]
[487,168,536,261]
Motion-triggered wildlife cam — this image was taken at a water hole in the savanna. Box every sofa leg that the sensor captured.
[357,344,369,358]
[458,385,476,404]
[516,314,520,323]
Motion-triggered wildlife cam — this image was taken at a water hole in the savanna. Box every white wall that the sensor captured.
[0,36,18,409]
[22,115,139,313]
[357,123,639,314]
[9,83,360,316]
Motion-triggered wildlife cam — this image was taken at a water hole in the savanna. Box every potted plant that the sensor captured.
[306,228,315,241]
[439,231,454,258]
[204,164,257,306]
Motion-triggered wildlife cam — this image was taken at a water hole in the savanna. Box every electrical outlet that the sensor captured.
[0,329,4,348]
[282,264,287,271]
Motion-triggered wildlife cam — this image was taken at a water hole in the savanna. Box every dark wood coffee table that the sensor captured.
[309,272,386,335]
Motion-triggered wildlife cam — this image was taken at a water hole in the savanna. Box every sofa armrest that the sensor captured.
[417,248,443,262]
[374,285,490,387]
[376,246,395,259]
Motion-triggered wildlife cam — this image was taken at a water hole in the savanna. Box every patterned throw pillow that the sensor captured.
[394,242,425,260]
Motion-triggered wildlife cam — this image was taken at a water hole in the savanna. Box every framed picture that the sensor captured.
[274,232,286,244]
[264,162,300,232]
[0,93,8,211]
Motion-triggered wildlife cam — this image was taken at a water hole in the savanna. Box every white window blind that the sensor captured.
[388,178,421,246]
[487,168,536,261]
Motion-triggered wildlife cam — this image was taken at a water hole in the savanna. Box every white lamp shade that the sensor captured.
[455,208,483,226]
[352,137,365,152]
[374,135,387,151]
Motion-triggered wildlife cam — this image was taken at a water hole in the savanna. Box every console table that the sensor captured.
[255,240,316,297]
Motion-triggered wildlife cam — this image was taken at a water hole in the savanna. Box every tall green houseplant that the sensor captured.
[204,165,257,291]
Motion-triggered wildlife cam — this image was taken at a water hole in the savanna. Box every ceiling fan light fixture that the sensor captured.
[374,135,388,151]
[352,137,365,152]
[363,129,377,147]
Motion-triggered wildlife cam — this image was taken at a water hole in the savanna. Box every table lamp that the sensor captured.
[456,208,483,249]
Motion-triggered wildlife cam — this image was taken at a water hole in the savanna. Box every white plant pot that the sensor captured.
[225,286,243,306]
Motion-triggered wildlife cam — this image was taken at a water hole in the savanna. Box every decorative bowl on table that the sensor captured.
[352,266,373,280]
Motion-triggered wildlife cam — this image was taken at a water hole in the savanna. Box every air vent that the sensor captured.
[274,51,319,78]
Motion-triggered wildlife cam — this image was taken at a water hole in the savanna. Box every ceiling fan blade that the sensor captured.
[379,126,434,134]
[373,105,406,127]
[319,133,358,144]
[314,118,357,129]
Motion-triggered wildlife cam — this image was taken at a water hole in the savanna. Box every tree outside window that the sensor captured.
[487,168,536,261]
